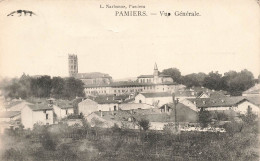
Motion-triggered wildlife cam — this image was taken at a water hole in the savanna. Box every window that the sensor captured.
[114,106,117,111]
[46,114,49,119]
[66,110,68,115]
[139,100,142,103]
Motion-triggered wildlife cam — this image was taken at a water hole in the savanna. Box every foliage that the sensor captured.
[0,74,84,100]
[181,72,207,87]
[161,68,182,83]
[163,123,178,134]
[2,148,25,161]
[222,121,244,136]
[239,107,258,125]
[198,110,212,128]
[40,130,58,151]
[213,112,229,121]
[137,118,150,131]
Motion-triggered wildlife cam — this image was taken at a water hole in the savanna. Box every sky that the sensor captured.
[0,0,259,79]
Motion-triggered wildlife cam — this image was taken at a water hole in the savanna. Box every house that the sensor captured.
[0,111,21,133]
[4,100,32,112]
[159,103,198,122]
[119,103,155,110]
[137,63,174,84]
[21,103,54,129]
[53,100,74,120]
[0,111,21,122]
[242,84,260,97]
[84,63,179,96]
[78,98,119,116]
[187,97,259,115]
[134,92,173,107]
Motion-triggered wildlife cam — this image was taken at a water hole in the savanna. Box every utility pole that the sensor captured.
[172,93,179,132]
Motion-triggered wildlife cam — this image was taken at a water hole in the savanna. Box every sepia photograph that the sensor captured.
[0,0,259,160]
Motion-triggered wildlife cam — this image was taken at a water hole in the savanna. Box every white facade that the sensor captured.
[135,94,173,107]
[6,101,32,112]
[53,105,74,120]
[78,99,119,116]
[180,99,199,112]
[21,106,54,129]
[202,100,259,115]
[84,84,178,96]
[78,99,99,116]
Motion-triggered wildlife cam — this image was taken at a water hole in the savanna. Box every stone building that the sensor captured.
[68,54,78,77]
[68,54,112,85]
[137,63,173,84]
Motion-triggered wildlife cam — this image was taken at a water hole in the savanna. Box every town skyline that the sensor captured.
[0,0,259,79]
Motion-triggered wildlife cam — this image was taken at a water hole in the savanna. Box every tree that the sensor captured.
[62,77,84,100]
[51,77,65,99]
[137,118,150,131]
[31,76,52,98]
[181,72,207,88]
[198,110,212,128]
[240,106,257,125]
[161,68,182,83]
[223,69,255,96]
[203,71,225,91]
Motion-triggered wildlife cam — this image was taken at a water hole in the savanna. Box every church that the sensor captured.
[137,63,174,84]
[68,54,179,96]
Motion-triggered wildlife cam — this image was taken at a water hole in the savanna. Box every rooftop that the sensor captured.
[243,84,260,94]
[187,96,252,108]
[0,111,20,118]
[139,92,172,98]
[54,100,74,109]
[75,72,112,79]
[137,74,171,78]
[119,103,155,110]
[84,81,177,88]
[28,103,53,111]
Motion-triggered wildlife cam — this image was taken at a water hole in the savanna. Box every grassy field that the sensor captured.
[0,120,259,161]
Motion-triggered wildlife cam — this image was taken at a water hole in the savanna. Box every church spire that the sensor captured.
[154,62,158,70]
[153,62,159,77]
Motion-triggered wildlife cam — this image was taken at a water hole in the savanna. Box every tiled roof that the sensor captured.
[89,96,119,104]
[4,101,24,109]
[84,81,177,88]
[140,92,172,98]
[137,75,154,78]
[137,74,171,78]
[55,100,74,109]
[174,90,197,97]
[28,103,53,111]
[243,84,260,94]
[0,111,20,118]
[75,72,112,79]
[119,103,155,110]
[187,97,250,108]
[244,96,260,106]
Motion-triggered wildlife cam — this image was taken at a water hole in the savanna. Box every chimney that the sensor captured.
[203,101,206,104]
[106,97,108,100]
[113,97,115,100]
[221,99,224,103]
[193,101,196,105]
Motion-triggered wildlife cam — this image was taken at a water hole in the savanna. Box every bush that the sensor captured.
[137,118,150,131]
[198,110,212,128]
[2,148,25,161]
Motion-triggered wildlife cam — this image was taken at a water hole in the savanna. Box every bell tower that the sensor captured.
[153,62,159,76]
[153,62,159,83]
[68,54,78,77]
